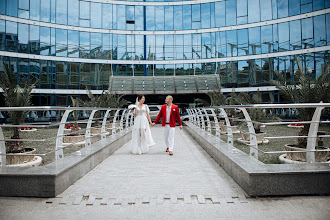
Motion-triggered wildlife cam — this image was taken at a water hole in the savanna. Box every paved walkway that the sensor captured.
[0,125,329,219]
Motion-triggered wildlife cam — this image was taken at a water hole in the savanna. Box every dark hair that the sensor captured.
[137,94,144,101]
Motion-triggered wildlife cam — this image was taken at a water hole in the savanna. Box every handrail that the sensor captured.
[0,106,132,167]
[186,103,330,164]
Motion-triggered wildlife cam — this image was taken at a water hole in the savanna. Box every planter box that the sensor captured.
[6,148,36,165]
[285,145,329,162]
[63,135,85,144]
[241,132,266,142]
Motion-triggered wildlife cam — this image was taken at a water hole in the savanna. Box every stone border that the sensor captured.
[0,129,131,198]
[184,122,330,197]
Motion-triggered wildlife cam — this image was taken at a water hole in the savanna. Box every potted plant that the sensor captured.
[272,56,330,162]
[75,87,128,135]
[0,61,41,166]
[63,96,84,145]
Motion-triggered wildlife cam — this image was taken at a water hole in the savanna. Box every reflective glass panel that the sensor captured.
[135,6,143,31]
[313,0,325,11]
[278,22,289,51]
[80,63,90,87]
[302,18,313,48]
[327,14,330,45]
[227,61,237,87]
[277,0,289,18]
[165,6,174,31]
[165,35,174,60]
[249,59,261,86]
[155,6,165,30]
[173,6,183,30]
[183,5,191,30]
[289,0,300,16]
[201,3,210,29]
[0,20,5,50]
[56,29,67,57]
[249,27,261,55]
[237,0,247,24]
[184,34,192,59]
[68,62,79,89]
[68,30,79,58]
[40,27,51,56]
[226,30,237,57]
[56,0,67,25]
[91,63,102,89]
[0,0,5,14]
[56,62,67,89]
[91,33,102,59]
[6,21,17,52]
[80,32,90,58]
[40,0,50,22]
[289,20,301,50]
[102,4,112,29]
[215,1,225,27]
[68,0,79,26]
[314,15,326,47]
[79,1,90,27]
[226,0,236,26]
[238,60,249,87]
[261,25,273,54]
[248,0,260,23]
[91,2,102,28]
[7,0,18,17]
[117,5,126,30]
[29,25,39,55]
[30,0,40,21]
[146,6,155,30]
[18,0,29,19]
[237,29,248,56]
[18,23,28,53]
[260,0,272,21]
[201,33,211,59]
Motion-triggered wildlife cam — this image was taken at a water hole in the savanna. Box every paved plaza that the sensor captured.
[0,125,329,219]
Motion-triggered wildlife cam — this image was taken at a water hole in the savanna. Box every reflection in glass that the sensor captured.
[237,29,248,56]
[278,0,289,18]
[165,6,174,31]
[226,0,236,26]
[260,0,272,21]
[314,15,326,47]
[226,30,237,57]
[290,20,301,50]
[40,27,51,56]
[278,23,289,51]
[91,33,102,59]
[29,25,39,55]
[155,6,165,30]
[41,0,51,22]
[237,0,247,25]
[56,29,67,57]
[56,62,67,89]
[91,63,102,89]
[0,20,5,50]
[102,4,112,29]
[146,6,155,31]
[289,0,300,16]
[7,0,18,17]
[18,58,29,83]
[248,0,260,23]
[6,21,17,52]
[174,6,183,30]
[80,32,90,58]
[68,0,79,26]
[18,23,28,53]
[79,0,90,27]
[261,25,273,54]
[215,1,225,27]
[80,63,90,87]
[238,60,249,87]
[68,30,79,58]
[56,0,67,25]
[183,5,191,30]
[30,0,40,21]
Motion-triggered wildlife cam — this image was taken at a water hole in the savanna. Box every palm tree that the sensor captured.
[0,62,38,153]
[272,56,330,147]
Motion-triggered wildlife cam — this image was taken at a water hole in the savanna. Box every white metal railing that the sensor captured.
[0,107,134,167]
[185,103,330,163]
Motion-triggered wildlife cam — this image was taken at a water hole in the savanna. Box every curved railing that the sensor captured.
[185,103,330,163]
[0,106,134,167]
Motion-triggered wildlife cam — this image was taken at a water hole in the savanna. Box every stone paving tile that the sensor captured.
[0,126,329,219]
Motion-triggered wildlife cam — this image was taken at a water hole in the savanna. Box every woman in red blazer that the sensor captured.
[152,95,182,156]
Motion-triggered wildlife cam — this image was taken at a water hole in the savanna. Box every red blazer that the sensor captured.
[154,104,182,127]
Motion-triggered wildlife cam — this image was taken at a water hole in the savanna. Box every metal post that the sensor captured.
[56,110,72,160]
[239,108,258,160]
[0,127,6,167]
[209,108,220,137]
[306,106,324,163]
[219,108,233,147]
[202,109,212,133]
[120,110,127,131]
[125,110,130,129]
[101,110,111,140]
[112,109,120,135]
[197,109,205,130]
[194,109,201,127]
[86,110,98,148]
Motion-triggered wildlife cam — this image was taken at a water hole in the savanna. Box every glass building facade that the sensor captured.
[0,0,329,106]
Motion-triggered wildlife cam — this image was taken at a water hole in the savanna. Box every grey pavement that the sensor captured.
[0,125,329,219]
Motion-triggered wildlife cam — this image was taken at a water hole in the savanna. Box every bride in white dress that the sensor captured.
[129,94,155,154]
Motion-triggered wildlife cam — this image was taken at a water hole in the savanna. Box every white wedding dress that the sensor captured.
[131,104,155,154]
